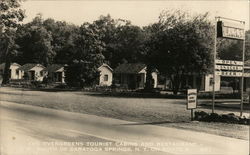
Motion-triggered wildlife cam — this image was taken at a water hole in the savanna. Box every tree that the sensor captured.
[114,24,146,66]
[91,15,146,68]
[0,0,25,84]
[42,18,79,64]
[15,15,55,66]
[145,10,213,94]
[217,30,250,61]
[65,23,105,87]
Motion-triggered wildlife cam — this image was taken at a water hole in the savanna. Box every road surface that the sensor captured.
[0,101,249,155]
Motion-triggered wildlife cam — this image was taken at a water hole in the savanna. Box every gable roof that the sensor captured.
[43,64,64,72]
[0,63,21,70]
[114,63,146,74]
[17,63,45,72]
[98,63,113,72]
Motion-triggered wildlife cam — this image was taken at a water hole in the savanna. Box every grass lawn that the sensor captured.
[0,87,249,140]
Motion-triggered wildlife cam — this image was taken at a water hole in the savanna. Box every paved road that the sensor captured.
[0,101,249,155]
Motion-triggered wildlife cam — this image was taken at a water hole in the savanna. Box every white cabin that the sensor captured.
[98,64,113,86]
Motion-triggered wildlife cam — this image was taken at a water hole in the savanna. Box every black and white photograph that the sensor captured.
[0,0,249,154]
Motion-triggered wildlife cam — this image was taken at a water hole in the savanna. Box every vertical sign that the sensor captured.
[187,89,197,121]
[187,89,197,109]
[214,17,245,116]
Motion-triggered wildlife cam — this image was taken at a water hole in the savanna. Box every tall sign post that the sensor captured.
[212,17,218,113]
[241,32,246,116]
[213,17,245,116]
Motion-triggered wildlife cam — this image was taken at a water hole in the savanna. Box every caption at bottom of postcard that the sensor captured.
[6,141,212,153]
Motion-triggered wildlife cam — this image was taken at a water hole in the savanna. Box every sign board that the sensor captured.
[215,59,243,66]
[215,65,243,71]
[217,21,245,40]
[244,72,250,77]
[215,71,242,77]
[243,93,249,104]
[187,89,197,110]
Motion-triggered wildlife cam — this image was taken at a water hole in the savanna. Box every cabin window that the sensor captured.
[104,75,108,81]
[16,70,19,75]
[40,71,43,76]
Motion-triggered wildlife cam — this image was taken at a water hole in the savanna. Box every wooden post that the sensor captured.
[212,17,218,114]
[191,109,194,121]
[240,33,246,117]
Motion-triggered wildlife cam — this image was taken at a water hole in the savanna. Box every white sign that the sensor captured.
[215,71,242,77]
[244,72,250,77]
[215,59,243,66]
[217,21,245,40]
[215,65,243,71]
[187,89,197,110]
[222,27,244,40]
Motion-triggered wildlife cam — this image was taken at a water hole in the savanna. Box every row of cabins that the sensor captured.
[1,62,250,91]
[0,63,65,83]
[0,63,158,89]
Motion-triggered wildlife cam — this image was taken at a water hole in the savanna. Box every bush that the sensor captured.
[208,113,221,122]
[54,84,68,89]
[194,111,249,125]
[31,81,43,88]
[65,60,99,88]
[194,111,209,120]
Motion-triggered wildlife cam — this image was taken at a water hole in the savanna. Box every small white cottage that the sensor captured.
[43,64,65,83]
[18,63,46,81]
[113,63,158,89]
[0,63,22,79]
[98,63,113,86]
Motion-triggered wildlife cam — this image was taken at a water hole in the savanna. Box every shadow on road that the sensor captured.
[118,120,189,126]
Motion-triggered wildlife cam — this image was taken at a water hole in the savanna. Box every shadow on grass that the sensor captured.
[0,91,39,96]
[19,87,81,92]
[199,103,250,111]
[118,120,189,126]
[86,92,186,99]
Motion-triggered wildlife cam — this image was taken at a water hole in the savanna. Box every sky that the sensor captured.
[21,0,250,29]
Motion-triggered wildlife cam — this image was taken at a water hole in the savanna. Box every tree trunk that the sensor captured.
[2,44,11,84]
[171,74,181,95]
[145,65,153,91]
[2,58,11,84]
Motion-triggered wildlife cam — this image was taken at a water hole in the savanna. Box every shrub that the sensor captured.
[194,111,248,125]
[65,60,99,88]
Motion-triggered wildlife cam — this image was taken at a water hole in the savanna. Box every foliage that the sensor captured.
[2,4,249,90]
[194,111,249,125]
[42,18,79,64]
[65,60,100,87]
[15,15,55,66]
[145,10,213,94]
[0,0,25,84]
[65,23,105,87]
[0,0,25,32]
[217,30,250,61]
[90,15,146,68]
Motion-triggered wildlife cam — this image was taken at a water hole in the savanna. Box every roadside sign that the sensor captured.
[215,59,243,65]
[215,59,244,77]
[217,21,245,40]
[243,72,250,77]
[215,71,242,77]
[215,65,243,71]
[214,17,245,117]
[187,89,197,110]
[243,93,249,104]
